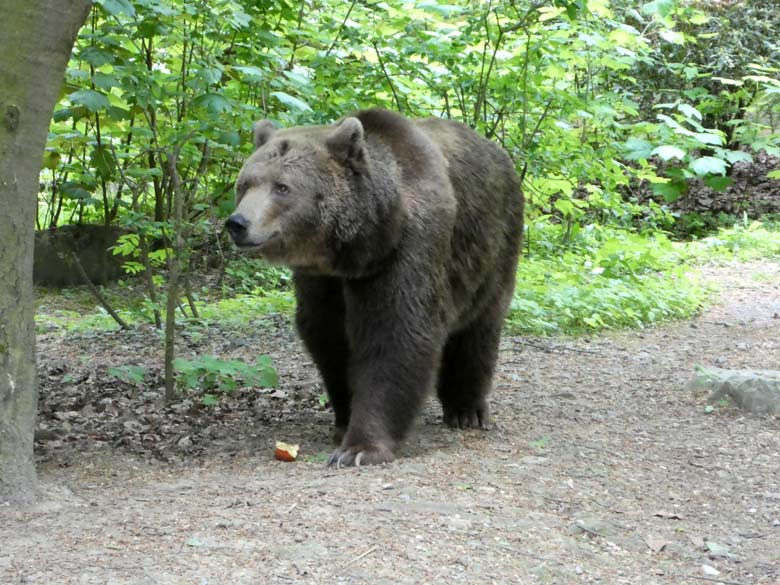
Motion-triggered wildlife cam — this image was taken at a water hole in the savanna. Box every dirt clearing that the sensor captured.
[2,260,779,584]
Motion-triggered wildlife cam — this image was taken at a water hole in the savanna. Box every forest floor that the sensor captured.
[2,259,780,585]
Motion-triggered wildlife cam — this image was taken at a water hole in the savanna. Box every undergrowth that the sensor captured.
[507,219,780,335]
[508,223,705,335]
[35,220,780,338]
[681,219,780,263]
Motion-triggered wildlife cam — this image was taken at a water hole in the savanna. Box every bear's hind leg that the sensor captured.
[294,274,351,442]
[437,304,503,430]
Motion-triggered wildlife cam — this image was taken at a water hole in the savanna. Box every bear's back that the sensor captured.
[352,109,523,327]
[415,116,524,328]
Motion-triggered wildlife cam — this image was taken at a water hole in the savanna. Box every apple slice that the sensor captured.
[274,441,299,462]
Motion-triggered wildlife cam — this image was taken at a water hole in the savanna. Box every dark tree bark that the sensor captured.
[0,0,92,503]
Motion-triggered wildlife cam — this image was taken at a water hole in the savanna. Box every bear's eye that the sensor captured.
[273,183,290,196]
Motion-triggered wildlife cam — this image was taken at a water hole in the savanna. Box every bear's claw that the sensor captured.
[327,443,394,468]
[443,403,490,430]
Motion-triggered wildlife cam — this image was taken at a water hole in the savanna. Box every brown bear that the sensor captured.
[226,108,523,467]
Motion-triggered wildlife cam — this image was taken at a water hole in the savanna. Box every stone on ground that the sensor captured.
[688,366,780,415]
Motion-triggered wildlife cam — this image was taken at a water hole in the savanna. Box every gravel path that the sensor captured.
[2,260,779,584]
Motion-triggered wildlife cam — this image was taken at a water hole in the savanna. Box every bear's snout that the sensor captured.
[225,213,250,244]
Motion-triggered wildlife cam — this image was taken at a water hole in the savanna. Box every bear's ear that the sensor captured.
[253,120,277,149]
[326,117,365,168]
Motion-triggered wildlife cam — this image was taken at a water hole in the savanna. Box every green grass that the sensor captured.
[507,223,707,335]
[507,254,706,335]
[680,219,780,263]
[34,220,780,338]
[35,289,296,335]
[507,219,780,335]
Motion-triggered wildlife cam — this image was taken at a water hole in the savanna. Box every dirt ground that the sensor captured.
[2,260,779,585]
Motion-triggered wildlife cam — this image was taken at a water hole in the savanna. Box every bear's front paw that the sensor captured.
[327,442,394,468]
[443,401,490,430]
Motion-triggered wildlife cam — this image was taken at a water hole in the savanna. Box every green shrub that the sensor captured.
[174,354,278,405]
[682,220,780,262]
[222,257,291,295]
[508,224,707,335]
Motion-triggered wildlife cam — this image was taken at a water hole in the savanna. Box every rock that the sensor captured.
[568,517,646,551]
[688,366,780,415]
[34,224,128,287]
[705,541,734,559]
[702,564,721,576]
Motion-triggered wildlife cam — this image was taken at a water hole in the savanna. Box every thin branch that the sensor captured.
[372,42,402,112]
[286,0,308,69]
[337,546,378,573]
[525,96,556,149]
[68,250,128,330]
[675,575,746,585]
[325,0,357,57]
[513,339,599,355]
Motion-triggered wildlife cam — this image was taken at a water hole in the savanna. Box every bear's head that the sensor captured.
[226,117,369,272]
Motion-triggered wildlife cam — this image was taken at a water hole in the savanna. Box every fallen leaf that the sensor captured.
[275,441,299,462]
[689,534,706,549]
[645,536,670,553]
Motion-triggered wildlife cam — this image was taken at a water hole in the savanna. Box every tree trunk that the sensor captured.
[164,153,185,402]
[0,0,91,503]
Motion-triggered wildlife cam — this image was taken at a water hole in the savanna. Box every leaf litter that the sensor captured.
[1,260,778,584]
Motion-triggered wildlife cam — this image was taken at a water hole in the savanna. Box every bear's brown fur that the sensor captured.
[227,108,524,466]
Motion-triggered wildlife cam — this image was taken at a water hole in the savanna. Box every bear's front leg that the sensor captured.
[329,276,443,467]
[293,274,352,442]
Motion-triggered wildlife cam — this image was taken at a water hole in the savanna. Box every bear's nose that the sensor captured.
[225,214,249,242]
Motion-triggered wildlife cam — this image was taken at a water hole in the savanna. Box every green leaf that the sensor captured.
[217,132,240,146]
[677,103,702,121]
[96,0,136,16]
[624,139,654,161]
[704,176,733,192]
[652,181,685,202]
[651,145,686,161]
[107,365,147,384]
[93,72,119,90]
[270,91,311,112]
[691,132,724,146]
[197,67,223,85]
[538,6,565,21]
[768,170,780,180]
[690,157,727,176]
[191,93,232,114]
[107,106,132,121]
[69,89,110,113]
[79,47,115,68]
[417,2,462,16]
[712,76,743,86]
[642,0,674,17]
[60,181,92,200]
[554,199,575,216]
[52,107,79,122]
[659,30,684,45]
[90,145,116,180]
[232,66,265,82]
[201,394,219,406]
[219,378,237,393]
[121,261,144,275]
[723,151,752,164]
[42,150,61,170]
